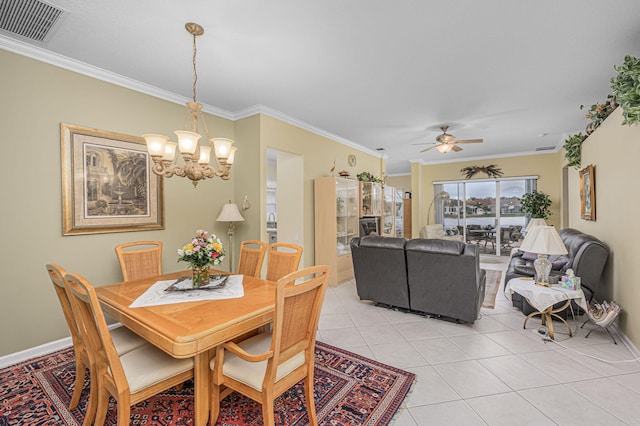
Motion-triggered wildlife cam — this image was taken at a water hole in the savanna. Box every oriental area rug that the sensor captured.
[0,341,414,425]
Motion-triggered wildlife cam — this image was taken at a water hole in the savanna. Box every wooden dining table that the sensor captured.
[95,270,276,426]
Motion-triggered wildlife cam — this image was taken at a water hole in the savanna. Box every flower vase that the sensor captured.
[191,265,211,288]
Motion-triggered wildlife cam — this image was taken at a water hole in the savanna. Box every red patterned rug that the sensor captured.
[0,342,414,425]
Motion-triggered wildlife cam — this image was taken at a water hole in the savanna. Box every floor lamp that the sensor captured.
[216,201,245,272]
[427,191,450,225]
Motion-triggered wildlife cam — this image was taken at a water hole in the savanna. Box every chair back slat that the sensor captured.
[271,265,328,366]
[115,241,162,281]
[64,273,127,390]
[46,264,81,344]
[237,240,267,278]
[265,243,303,282]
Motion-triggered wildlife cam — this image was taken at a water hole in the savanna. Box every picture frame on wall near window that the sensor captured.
[579,164,596,221]
[61,123,164,235]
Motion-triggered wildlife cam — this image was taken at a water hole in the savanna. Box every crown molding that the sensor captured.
[0,35,235,120]
[233,104,385,158]
[414,146,562,166]
[2,36,382,158]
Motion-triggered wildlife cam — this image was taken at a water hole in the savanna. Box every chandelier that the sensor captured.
[143,22,236,187]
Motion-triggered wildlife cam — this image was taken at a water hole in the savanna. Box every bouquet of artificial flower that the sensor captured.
[177,229,225,268]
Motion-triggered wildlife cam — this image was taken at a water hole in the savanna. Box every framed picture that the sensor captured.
[579,164,596,221]
[61,123,164,235]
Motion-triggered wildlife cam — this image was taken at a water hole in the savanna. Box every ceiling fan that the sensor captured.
[418,125,483,153]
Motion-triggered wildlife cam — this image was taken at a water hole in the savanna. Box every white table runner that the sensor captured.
[505,277,587,312]
[129,274,244,308]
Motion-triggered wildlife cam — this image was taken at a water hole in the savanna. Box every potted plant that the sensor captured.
[521,190,552,220]
[562,133,585,169]
[610,55,640,126]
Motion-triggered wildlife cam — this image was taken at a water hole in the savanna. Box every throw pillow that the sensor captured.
[521,251,538,261]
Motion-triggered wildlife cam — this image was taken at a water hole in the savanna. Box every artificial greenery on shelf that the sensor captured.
[563,132,586,169]
[460,164,503,180]
[521,190,552,220]
[356,171,384,184]
[610,55,640,126]
[581,94,616,134]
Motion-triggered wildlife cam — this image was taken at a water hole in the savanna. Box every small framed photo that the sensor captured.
[579,164,595,221]
[61,123,164,235]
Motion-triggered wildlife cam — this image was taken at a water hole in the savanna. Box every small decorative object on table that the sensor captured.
[338,170,350,177]
[178,229,226,288]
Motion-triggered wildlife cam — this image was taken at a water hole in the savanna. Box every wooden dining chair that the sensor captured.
[114,241,162,281]
[46,264,146,412]
[265,243,303,282]
[64,272,194,426]
[210,265,329,425]
[237,240,268,278]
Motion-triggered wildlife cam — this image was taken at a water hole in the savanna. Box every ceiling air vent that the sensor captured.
[0,0,64,43]
[535,146,556,151]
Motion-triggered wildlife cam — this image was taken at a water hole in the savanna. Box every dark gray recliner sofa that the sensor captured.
[506,228,609,314]
[406,239,486,324]
[350,236,486,323]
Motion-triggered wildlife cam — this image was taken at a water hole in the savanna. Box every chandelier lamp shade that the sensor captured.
[143,22,236,187]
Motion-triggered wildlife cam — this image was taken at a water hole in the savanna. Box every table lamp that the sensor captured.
[524,218,547,233]
[216,201,245,272]
[518,225,567,287]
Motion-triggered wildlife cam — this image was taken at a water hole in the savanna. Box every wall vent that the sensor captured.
[0,0,64,43]
[535,146,556,151]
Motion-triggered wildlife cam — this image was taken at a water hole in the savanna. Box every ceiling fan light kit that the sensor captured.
[419,125,483,154]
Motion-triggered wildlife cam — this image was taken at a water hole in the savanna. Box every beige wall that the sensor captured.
[413,153,563,234]
[258,115,382,267]
[0,50,383,356]
[567,108,639,347]
[386,174,412,195]
[0,50,236,355]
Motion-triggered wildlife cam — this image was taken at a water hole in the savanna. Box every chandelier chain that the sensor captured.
[192,31,198,103]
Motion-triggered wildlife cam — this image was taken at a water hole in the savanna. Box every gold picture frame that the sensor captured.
[579,164,596,221]
[61,123,164,235]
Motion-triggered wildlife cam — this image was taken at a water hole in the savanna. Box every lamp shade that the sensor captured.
[525,218,547,233]
[519,226,567,255]
[216,202,245,222]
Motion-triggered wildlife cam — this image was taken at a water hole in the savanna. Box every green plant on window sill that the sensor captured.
[521,190,552,220]
[610,55,640,126]
[563,132,585,169]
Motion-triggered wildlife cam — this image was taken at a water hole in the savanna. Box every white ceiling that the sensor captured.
[2,0,640,174]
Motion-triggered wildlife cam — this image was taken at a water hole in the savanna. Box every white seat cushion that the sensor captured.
[211,332,305,391]
[110,326,146,355]
[421,224,445,238]
[120,344,193,394]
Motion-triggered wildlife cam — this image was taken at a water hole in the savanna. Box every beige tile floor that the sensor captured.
[317,257,640,425]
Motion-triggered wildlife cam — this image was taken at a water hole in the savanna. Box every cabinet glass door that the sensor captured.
[361,182,382,216]
[395,189,404,237]
[336,178,359,256]
[382,186,395,236]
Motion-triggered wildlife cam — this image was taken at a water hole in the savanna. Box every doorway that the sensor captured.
[266,148,305,266]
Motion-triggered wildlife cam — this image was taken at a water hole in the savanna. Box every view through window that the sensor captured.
[434,178,537,256]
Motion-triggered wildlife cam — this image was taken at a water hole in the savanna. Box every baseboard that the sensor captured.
[612,324,640,358]
[0,323,125,369]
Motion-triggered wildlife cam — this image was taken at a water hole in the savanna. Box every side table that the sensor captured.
[505,278,588,339]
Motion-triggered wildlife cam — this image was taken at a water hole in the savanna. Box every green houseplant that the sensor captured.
[521,190,552,220]
[610,55,640,126]
[563,132,585,169]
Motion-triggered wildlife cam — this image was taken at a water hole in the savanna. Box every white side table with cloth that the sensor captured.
[505,277,587,339]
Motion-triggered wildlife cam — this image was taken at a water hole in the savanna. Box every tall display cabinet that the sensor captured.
[314,177,359,286]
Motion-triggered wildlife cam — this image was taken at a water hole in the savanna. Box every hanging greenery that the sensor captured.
[563,132,586,169]
[581,94,617,134]
[356,171,384,184]
[460,164,503,180]
[610,55,640,126]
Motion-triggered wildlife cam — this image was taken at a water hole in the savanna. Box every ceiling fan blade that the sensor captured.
[420,145,438,153]
[455,139,483,144]
[411,142,433,146]
[451,145,463,152]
